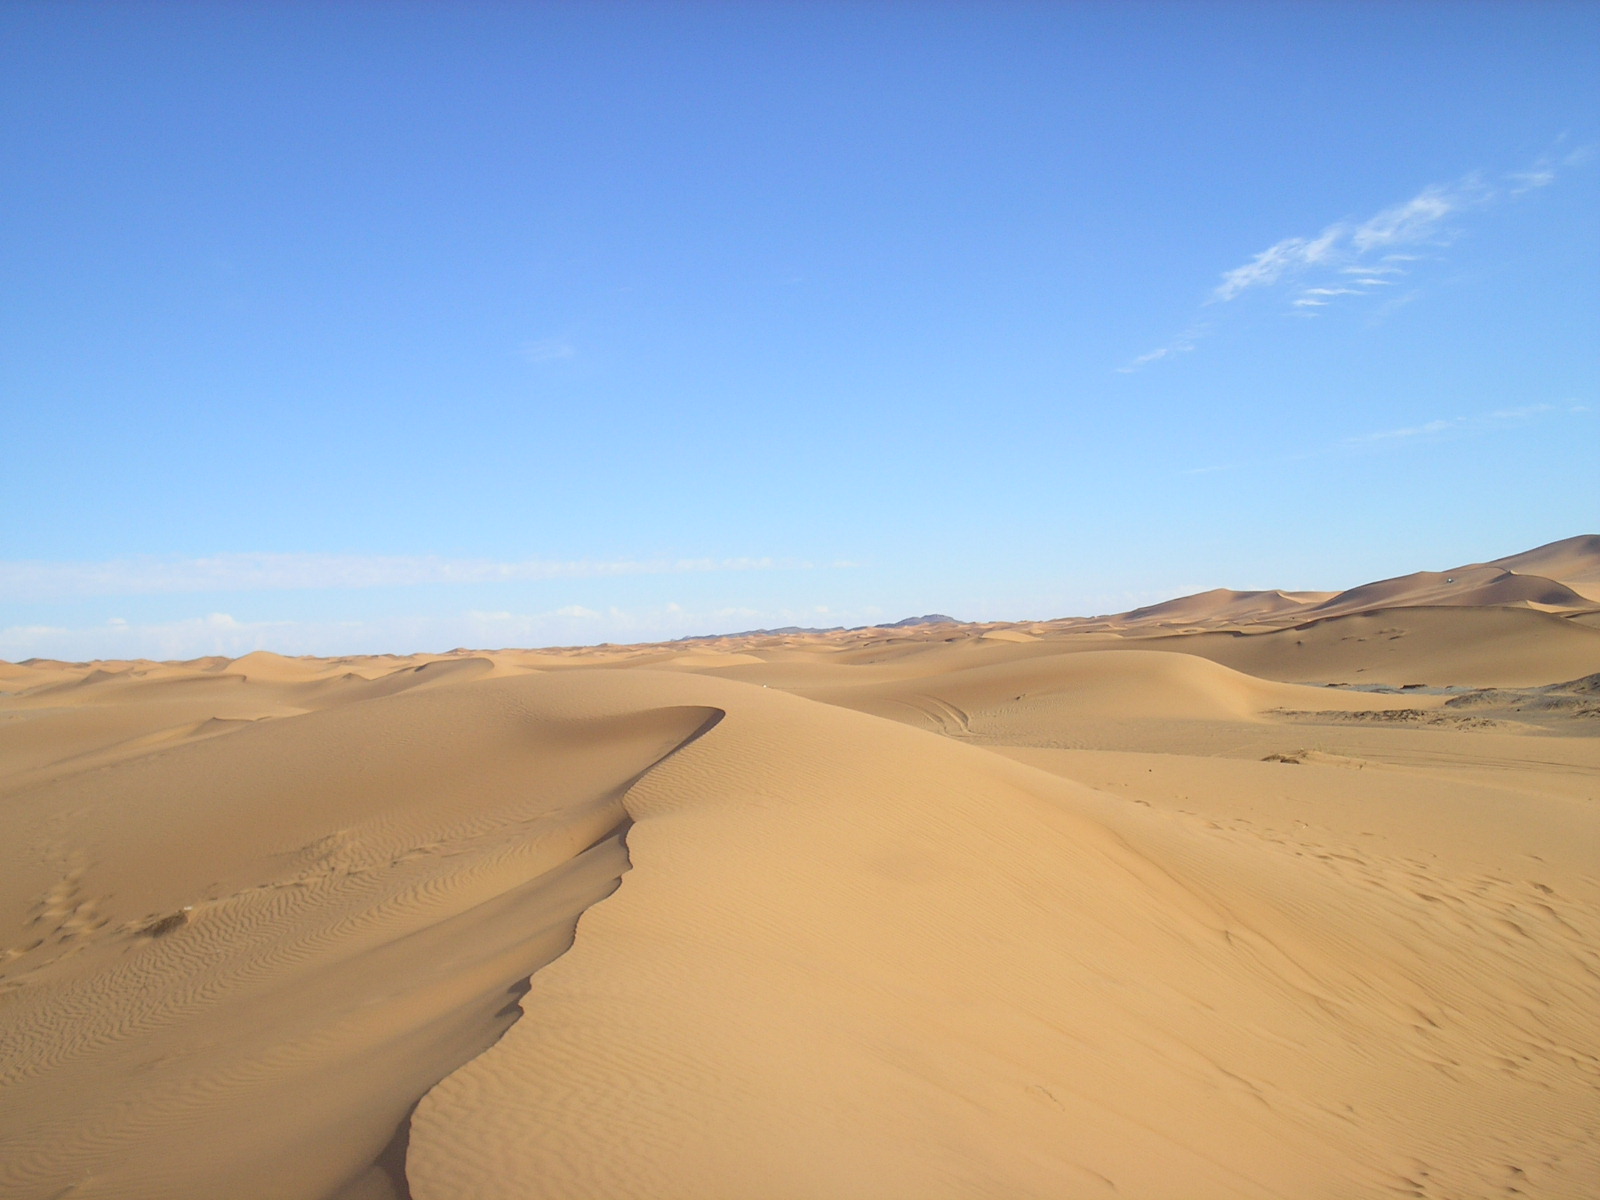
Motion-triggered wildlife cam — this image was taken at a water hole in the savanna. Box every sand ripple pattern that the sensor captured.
[0,673,719,1200]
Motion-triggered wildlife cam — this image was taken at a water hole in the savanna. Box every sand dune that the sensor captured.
[221,649,346,683]
[1119,587,1333,628]
[1151,605,1600,688]
[0,677,716,1199]
[795,647,1448,738]
[2,537,1598,1198]
[405,671,1598,1200]
[1298,566,1591,619]
[1097,534,1600,630]
[1488,533,1600,601]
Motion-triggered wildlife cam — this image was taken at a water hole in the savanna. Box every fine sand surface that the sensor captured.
[2,535,1598,1198]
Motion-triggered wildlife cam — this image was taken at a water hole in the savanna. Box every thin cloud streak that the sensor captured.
[1182,402,1587,475]
[1347,182,1470,254]
[1121,146,1589,371]
[1215,175,1488,308]
[1211,226,1341,302]
[1116,325,1205,373]
[1342,403,1558,446]
[0,553,843,603]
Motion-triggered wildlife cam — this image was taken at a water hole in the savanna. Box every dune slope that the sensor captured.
[1488,533,1600,601]
[408,670,1598,1200]
[1143,605,1600,687]
[0,679,716,1200]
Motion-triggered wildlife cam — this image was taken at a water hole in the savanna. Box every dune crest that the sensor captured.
[409,672,1597,1199]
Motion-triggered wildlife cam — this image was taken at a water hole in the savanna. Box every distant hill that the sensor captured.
[677,613,961,642]
[675,625,845,641]
[1102,535,1599,629]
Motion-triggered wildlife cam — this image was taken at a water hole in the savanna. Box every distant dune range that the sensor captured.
[1,535,1597,1198]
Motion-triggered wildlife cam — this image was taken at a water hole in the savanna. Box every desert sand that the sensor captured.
[2,535,1598,1198]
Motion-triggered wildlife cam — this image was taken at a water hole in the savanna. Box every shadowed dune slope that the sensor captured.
[1488,533,1600,601]
[221,650,344,683]
[0,678,717,1200]
[1090,534,1600,628]
[1119,587,1331,627]
[0,655,516,791]
[667,604,1600,697]
[791,648,1443,739]
[1140,605,1600,687]
[1301,566,1591,620]
[408,671,1598,1200]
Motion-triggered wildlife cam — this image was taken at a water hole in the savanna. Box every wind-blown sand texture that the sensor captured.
[2,535,1598,1198]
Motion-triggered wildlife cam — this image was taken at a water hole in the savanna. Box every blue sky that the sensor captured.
[3,1,1596,659]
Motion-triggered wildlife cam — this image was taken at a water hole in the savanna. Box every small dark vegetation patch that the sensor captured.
[139,910,190,938]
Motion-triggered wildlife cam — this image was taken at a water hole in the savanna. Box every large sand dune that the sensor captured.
[1093,533,1600,630]
[1489,534,1600,602]
[2,536,1597,1198]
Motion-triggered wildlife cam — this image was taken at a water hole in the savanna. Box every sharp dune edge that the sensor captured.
[1,537,1598,1198]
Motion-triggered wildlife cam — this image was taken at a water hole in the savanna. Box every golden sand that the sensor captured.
[3,536,1597,1198]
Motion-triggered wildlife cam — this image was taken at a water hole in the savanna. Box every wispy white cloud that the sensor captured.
[1348,181,1475,253]
[1179,401,1588,476]
[1217,178,1480,310]
[1504,144,1586,195]
[1339,266,1403,288]
[1342,403,1556,447]
[1119,344,1185,371]
[0,552,838,603]
[1123,146,1590,371]
[1116,325,1206,373]
[1345,417,1457,445]
[1507,168,1555,195]
[1211,226,1342,302]
[1292,284,1368,310]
